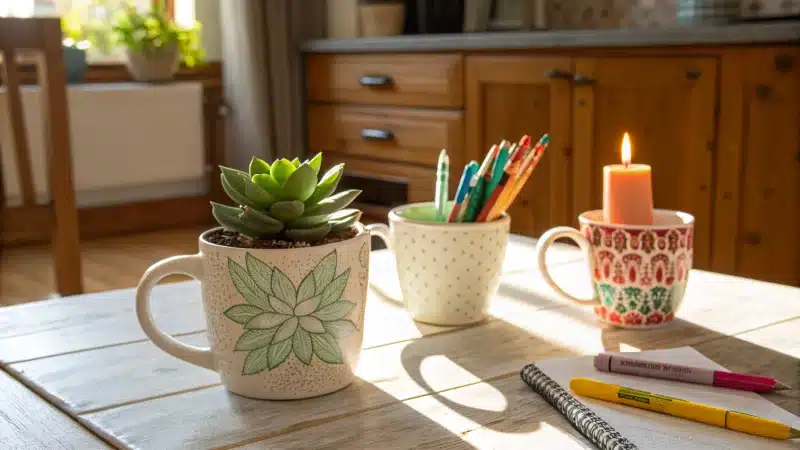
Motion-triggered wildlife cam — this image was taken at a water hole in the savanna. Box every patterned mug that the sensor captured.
[535,209,695,329]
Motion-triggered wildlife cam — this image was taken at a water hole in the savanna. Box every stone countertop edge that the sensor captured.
[302,21,800,53]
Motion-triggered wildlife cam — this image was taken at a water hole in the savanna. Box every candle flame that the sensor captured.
[621,132,632,167]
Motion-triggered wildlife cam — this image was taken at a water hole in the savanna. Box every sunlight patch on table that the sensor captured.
[421,356,507,412]
[463,421,591,449]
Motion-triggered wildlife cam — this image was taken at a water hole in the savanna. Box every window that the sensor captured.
[0,0,196,63]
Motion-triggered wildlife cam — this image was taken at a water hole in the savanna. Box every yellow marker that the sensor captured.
[570,378,800,440]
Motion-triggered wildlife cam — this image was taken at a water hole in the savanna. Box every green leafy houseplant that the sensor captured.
[111,1,205,68]
[212,153,363,243]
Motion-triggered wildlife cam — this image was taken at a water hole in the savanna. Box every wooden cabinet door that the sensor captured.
[572,57,718,269]
[714,49,799,286]
[465,55,572,237]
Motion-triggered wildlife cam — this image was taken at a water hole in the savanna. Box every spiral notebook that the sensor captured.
[521,347,800,450]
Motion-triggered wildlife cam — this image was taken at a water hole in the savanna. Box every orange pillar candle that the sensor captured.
[602,132,654,225]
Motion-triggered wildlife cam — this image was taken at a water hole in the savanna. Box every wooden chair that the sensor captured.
[0,17,83,296]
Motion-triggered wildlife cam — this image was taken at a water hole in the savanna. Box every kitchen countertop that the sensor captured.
[302,21,800,53]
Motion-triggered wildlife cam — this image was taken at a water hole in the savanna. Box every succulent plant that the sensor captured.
[211,153,362,242]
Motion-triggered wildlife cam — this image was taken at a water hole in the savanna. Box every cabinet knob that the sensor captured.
[774,55,794,73]
[360,129,394,141]
[572,74,596,85]
[685,68,702,80]
[756,84,771,98]
[544,69,574,80]
[744,232,762,246]
[359,75,393,87]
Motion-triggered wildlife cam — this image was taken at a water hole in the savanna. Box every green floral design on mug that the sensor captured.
[223,250,359,375]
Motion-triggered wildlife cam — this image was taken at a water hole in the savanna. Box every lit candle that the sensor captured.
[602,132,654,225]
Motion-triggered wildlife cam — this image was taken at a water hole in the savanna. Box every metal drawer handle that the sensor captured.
[544,69,574,80]
[359,75,393,87]
[572,74,596,85]
[360,129,394,141]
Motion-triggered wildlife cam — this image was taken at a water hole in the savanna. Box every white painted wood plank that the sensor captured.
[0,370,110,449]
[0,283,207,363]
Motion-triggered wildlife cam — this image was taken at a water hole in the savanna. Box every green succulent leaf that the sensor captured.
[220,166,249,191]
[312,300,356,322]
[307,152,322,176]
[271,267,298,306]
[269,200,304,222]
[235,328,278,351]
[240,207,283,235]
[211,201,243,221]
[245,312,291,329]
[329,210,362,234]
[242,347,269,375]
[298,316,326,334]
[281,163,317,201]
[311,332,343,364]
[287,214,330,230]
[294,295,321,316]
[249,157,271,177]
[223,304,265,325]
[319,268,350,308]
[291,157,301,168]
[220,174,255,209]
[269,295,294,315]
[272,316,299,343]
[296,272,316,302]
[267,339,293,370]
[305,163,344,207]
[252,173,283,198]
[228,257,272,310]
[284,223,332,242]
[323,320,358,339]
[312,251,337,294]
[245,253,272,295]
[243,177,277,209]
[293,327,313,365]
[213,205,261,238]
[271,159,296,185]
[306,189,361,216]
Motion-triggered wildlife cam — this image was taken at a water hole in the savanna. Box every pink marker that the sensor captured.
[594,353,791,393]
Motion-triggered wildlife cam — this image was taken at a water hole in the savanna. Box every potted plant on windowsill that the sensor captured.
[112,1,204,82]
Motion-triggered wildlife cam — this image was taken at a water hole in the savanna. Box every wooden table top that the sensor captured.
[1,236,799,449]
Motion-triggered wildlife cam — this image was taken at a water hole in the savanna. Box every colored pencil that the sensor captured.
[475,136,530,222]
[461,146,496,222]
[488,134,549,220]
[482,145,510,206]
[434,149,449,222]
[447,161,478,222]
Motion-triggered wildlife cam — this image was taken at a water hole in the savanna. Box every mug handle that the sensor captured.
[366,223,391,251]
[535,227,600,306]
[136,254,215,370]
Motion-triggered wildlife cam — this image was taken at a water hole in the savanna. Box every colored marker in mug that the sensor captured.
[434,149,449,222]
[448,161,478,222]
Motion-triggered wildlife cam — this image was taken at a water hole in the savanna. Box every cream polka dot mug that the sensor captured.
[367,202,510,326]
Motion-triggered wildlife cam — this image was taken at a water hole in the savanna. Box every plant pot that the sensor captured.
[136,225,372,400]
[124,44,180,83]
[359,2,406,37]
[62,46,88,84]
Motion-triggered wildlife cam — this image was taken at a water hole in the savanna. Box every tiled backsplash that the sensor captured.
[546,0,799,29]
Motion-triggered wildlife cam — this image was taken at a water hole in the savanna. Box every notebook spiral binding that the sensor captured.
[520,364,639,450]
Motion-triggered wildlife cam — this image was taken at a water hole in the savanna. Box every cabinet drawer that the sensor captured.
[306,54,463,108]
[308,104,464,167]
[323,154,436,209]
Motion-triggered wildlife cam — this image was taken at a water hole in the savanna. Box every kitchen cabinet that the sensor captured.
[714,48,799,286]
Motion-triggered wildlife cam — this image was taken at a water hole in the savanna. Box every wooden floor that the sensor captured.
[0,226,209,306]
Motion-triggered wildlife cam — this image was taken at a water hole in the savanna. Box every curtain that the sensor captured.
[219,0,325,170]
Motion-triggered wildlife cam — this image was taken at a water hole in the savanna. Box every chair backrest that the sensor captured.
[0,17,73,207]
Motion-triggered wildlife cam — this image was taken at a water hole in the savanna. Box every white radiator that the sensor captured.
[0,82,207,207]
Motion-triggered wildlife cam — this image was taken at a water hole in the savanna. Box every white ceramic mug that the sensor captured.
[367,202,510,326]
[135,225,371,400]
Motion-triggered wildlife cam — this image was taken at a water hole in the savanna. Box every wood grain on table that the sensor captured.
[0,237,798,449]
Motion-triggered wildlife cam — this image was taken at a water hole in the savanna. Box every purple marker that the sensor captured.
[594,353,790,393]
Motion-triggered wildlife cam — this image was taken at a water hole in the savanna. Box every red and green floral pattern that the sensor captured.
[583,221,693,328]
